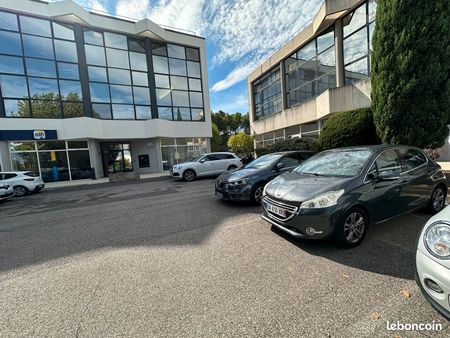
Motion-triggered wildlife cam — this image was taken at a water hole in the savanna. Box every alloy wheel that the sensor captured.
[343,212,365,244]
[432,187,445,212]
[184,170,195,182]
[13,186,26,197]
[254,186,264,204]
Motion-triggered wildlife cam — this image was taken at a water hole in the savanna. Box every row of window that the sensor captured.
[0,10,204,121]
[252,0,377,121]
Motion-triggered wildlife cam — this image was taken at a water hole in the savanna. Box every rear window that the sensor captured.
[24,172,39,177]
[398,148,427,171]
[226,154,235,159]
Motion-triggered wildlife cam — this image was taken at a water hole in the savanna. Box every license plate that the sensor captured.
[215,191,223,199]
[265,203,286,218]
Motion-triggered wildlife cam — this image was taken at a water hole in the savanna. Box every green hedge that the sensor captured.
[255,138,318,156]
[317,108,380,150]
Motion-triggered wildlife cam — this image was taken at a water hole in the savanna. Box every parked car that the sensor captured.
[215,151,315,203]
[170,152,242,182]
[0,183,14,201]
[0,172,45,197]
[415,205,450,320]
[261,145,448,247]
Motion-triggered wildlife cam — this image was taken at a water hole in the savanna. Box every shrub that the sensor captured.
[227,132,254,156]
[317,108,379,150]
[255,138,318,156]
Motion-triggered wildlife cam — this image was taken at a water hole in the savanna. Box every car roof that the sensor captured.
[264,150,316,155]
[321,144,421,153]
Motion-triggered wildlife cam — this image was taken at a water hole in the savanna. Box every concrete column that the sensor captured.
[334,18,345,87]
[0,141,12,171]
[280,61,287,110]
[87,140,103,179]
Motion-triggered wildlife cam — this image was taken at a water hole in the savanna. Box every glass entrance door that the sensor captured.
[101,142,133,176]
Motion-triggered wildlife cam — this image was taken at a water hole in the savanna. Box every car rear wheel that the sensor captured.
[251,183,265,204]
[13,185,28,197]
[334,207,368,248]
[227,165,237,171]
[428,185,446,214]
[183,169,196,182]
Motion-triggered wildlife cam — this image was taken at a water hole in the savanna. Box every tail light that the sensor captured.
[23,178,34,181]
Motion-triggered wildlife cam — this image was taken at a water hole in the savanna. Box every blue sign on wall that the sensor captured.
[0,130,58,141]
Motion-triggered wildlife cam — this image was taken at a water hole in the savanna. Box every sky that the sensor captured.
[65,0,323,114]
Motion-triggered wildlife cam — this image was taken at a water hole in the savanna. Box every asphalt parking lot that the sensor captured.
[0,177,449,337]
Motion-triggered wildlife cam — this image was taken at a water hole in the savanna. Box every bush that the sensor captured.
[227,132,254,156]
[255,138,318,156]
[317,108,379,150]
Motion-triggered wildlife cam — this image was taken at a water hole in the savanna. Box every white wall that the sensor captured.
[131,138,160,174]
[0,141,11,171]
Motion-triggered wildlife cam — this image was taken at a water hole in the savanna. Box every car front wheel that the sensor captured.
[252,183,265,204]
[13,185,28,197]
[334,207,368,248]
[227,165,237,171]
[428,185,446,214]
[183,169,196,182]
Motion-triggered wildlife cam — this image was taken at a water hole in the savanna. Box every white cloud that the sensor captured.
[210,62,256,93]
[72,0,108,13]
[115,0,149,20]
[211,93,249,113]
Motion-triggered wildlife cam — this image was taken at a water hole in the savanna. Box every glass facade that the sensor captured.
[0,13,83,118]
[343,0,376,84]
[160,138,207,170]
[0,10,205,122]
[152,43,204,121]
[9,140,92,182]
[253,66,282,120]
[285,29,335,109]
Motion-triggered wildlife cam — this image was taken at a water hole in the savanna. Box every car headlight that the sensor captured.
[300,190,345,209]
[228,178,249,186]
[424,221,450,259]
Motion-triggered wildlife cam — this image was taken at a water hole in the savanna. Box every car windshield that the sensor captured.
[294,150,373,177]
[245,154,282,169]
[188,156,202,162]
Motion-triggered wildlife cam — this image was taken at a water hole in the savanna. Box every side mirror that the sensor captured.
[275,162,285,171]
[199,159,206,163]
[378,170,400,181]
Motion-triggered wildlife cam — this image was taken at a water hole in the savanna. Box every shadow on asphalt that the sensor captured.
[270,210,430,280]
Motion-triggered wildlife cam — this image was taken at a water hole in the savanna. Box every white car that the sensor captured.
[0,183,14,201]
[0,172,45,197]
[170,152,242,182]
[415,204,450,320]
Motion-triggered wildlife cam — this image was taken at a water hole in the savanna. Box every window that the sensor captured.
[398,148,427,171]
[253,66,282,119]
[0,55,24,74]
[375,150,401,176]
[279,156,301,168]
[0,11,18,31]
[0,31,22,55]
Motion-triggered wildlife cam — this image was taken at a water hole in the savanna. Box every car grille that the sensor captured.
[262,196,299,222]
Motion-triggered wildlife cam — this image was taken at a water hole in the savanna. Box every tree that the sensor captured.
[318,108,380,150]
[211,123,221,151]
[227,132,254,156]
[176,108,182,121]
[13,92,83,118]
[371,0,450,148]
[256,138,318,156]
[211,111,250,149]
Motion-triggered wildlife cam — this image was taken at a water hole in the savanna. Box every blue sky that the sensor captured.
[68,0,323,114]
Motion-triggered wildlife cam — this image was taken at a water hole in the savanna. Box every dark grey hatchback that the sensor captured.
[262,145,448,247]
[215,151,315,203]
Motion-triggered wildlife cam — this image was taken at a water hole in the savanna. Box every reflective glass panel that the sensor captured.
[69,150,92,180]
[54,40,78,62]
[152,43,167,56]
[188,78,201,91]
[22,35,54,59]
[67,141,88,149]
[344,4,367,37]
[128,38,145,53]
[0,55,24,74]
[4,99,29,117]
[31,100,61,118]
[189,92,203,108]
[131,71,148,86]
[167,44,185,59]
[368,0,377,22]
[187,61,200,78]
[297,40,316,61]
[84,30,103,46]
[106,48,129,68]
[52,22,75,40]
[317,31,334,53]
[58,63,79,80]
[110,85,133,103]
[59,80,82,100]
[89,83,110,102]
[112,104,134,119]
[88,66,107,82]
[25,58,56,78]
[11,152,39,172]
[135,106,151,120]
[155,74,169,88]
[39,151,69,182]
[133,87,150,104]
[63,102,83,117]
[173,107,190,120]
[108,68,131,85]
[317,47,335,76]
[186,48,199,62]
[344,28,368,64]
[130,52,147,71]
[28,78,58,97]
[158,107,172,120]
[171,90,189,106]
[92,103,111,119]
[191,108,204,121]
[104,32,127,49]
[0,74,28,98]
[85,45,106,66]
[20,16,51,37]
[152,56,168,74]
[170,76,188,90]
[0,31,22,55]
[0,11,18,31]
[156,88,171,106]
[345,57,369,85]
[169,58,186,76]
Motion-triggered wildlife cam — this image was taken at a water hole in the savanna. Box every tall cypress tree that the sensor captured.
[371,0,450,148]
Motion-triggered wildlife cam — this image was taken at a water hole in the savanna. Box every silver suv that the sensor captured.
[0,172,45,197]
